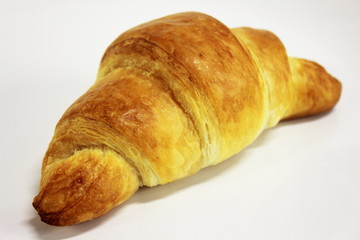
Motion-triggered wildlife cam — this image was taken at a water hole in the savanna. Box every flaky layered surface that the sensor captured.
[33,12,341,226]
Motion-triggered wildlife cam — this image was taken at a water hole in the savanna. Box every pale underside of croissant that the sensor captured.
[33,12,341,226]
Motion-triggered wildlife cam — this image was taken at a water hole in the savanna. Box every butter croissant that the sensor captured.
[33,12,341,226]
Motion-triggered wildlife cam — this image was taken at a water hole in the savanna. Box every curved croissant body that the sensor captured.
[33,12,341,226]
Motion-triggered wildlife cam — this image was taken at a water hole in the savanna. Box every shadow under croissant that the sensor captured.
[27,110,334,239]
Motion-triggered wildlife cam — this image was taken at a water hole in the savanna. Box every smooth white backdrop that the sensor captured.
[1,0,359,239]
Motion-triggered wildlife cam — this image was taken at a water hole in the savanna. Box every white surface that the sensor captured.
[1,0,359,239]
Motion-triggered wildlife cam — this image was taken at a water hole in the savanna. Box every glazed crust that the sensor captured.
[33,12,341,226]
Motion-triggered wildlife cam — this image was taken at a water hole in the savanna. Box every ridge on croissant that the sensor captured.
[33,11,341,226]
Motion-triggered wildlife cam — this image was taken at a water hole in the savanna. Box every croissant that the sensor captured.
[33,12,341,226]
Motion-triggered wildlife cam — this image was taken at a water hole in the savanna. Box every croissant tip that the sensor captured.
[38,213,64,226]
[32,196,67,226]
[32,148,140,226]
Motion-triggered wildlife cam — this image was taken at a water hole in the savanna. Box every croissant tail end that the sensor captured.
[284,57,342,120]
[33,148,140,226]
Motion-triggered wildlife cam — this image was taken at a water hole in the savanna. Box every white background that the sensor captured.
[1,0,359,239]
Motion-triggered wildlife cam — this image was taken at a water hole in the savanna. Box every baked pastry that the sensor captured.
[32,12,341,226]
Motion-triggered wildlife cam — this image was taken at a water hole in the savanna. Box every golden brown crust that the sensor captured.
[283,57,342,119]
[231,27,294,127]
[101,12,268,162]
[33,149,139,226]
[33,12,342,226]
